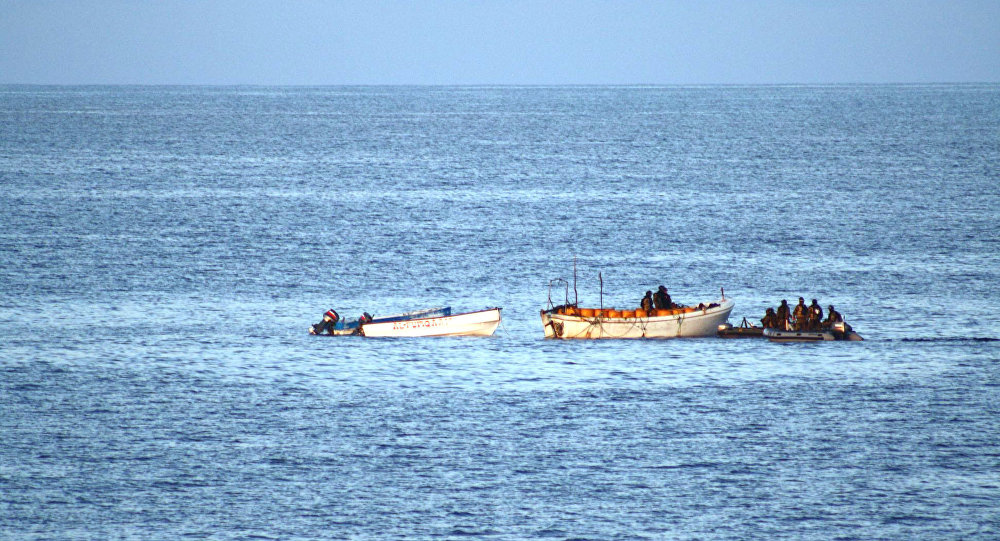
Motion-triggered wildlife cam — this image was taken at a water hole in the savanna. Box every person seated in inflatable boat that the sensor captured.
[822,305,853,332]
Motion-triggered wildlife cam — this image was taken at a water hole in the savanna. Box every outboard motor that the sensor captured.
[310,308,340,335]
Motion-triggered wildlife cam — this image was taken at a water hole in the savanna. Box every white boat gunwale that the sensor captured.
[326,306,452,335]
[359,307,502,338]
[541,298,735,339]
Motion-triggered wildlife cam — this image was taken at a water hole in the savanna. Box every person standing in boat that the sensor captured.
[761,307,779,329]
[808,299,824,330]
[776,299,791,330]
[640,291,655,313]
[310,309,340,335]
[792,297,809,330]
[653,285,673,310]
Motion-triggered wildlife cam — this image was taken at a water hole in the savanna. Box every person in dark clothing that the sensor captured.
[823,305,843,327]
[761,307,779,329]
[310,309,340,335]
[776,300,791,330]
[640,291,655,312]
[653,285,672,310]
[808,299,823,330]
[792,297,808,331]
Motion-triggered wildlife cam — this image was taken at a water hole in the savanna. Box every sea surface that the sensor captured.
[2,85,999,539]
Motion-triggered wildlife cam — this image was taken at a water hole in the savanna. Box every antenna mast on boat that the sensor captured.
[599,271,604,310]
[573,256,579,306]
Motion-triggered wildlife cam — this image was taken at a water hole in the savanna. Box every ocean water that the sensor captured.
[2,85,999,539]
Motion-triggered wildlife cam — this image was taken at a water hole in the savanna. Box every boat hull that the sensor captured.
[329,307,451,335]
[360,308,502,338]
[541,299,734,339]
[717,324,765,338]
[763,326,863,342]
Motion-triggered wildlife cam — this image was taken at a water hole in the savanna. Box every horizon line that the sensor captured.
[2,81,999,88]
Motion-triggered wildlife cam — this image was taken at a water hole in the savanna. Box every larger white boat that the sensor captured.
[541,299,734,339]
[359,307,502,337]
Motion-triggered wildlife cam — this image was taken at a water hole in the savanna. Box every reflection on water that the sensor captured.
[2,85,999,539]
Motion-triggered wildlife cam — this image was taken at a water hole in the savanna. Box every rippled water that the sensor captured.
[2,85,999,539]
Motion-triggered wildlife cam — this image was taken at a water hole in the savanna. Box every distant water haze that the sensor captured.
[2,1,999,84]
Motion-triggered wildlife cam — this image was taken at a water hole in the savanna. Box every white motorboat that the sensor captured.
[541,299,734,339]
[359,307,502,337]
[311,307,451,336]
[333,307,450,336]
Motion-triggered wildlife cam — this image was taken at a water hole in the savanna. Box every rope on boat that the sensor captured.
[585,314,647,339]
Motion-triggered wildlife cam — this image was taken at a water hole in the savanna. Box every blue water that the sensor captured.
[2,85,999,539]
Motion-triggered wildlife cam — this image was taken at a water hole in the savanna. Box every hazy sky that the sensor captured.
[2,0,999,84]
